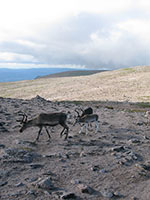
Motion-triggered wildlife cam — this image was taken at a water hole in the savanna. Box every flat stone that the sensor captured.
[36,177,54,190]
[61,192,77,199]
[101,189,114,198]
[77,183,94,194]
[112,146,126,152]
[0,181,8,187]
[29,163,43,169]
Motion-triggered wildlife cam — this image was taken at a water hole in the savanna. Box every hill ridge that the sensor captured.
[35,69,107,79]
[1,66,150,102]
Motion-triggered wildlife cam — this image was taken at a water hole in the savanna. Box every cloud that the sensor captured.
[0,0,150,69]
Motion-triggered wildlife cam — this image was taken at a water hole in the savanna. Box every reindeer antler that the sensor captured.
[20,113,28,124]
[75,109,80,117]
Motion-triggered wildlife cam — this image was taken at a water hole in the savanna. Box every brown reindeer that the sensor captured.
[19,112,69,142]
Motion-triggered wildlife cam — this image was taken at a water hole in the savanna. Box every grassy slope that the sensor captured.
[0,66,150,102]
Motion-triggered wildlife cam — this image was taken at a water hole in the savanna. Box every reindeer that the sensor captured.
[74,109,99,135]
[74,107,93,125]
[19,112,69,142]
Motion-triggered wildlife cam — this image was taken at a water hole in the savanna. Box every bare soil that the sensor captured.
[0,95,150,199]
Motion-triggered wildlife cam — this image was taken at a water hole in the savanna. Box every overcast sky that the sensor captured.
[0,0,150,70]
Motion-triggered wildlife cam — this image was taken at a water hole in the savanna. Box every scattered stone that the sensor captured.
[143,135,149,140]
[35,177,54,190]
[131,197,138,200]
[112,146,126,152]
[135,161,150,171]
[71,179,81,184]
[101,188,114,198]
[91,165,99,171]
[3,147,41,163]
[113,191,122,197]
[102,121,109,125]
[0,181,8,187]
[29,163,43,169]
[26,189,37,196]
[15,182,25,187]
[0,144,5,148]
[26,177,38,183]
[61,191,77,199]
[15,139,37,147]
[77,183,94,194]
[100,168,108,173]
[80,151,86,157]
[128,139,141,144]
[137,122,144,126]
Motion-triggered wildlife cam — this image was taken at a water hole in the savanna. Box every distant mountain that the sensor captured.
[35,70,107,79]
[0,68,83,82]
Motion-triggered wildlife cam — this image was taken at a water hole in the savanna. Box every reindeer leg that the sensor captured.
[64,126,69,140]
[60,123,69,140]
[95,121,99,133]
[85,123,88,135]
[45,126,51,141]
[35,126,43,142]
[60,127,65,138]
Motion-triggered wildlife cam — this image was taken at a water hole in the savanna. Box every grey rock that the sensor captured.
[36,177,54,190]
[100,168,108,173]
[135,161,150,171]
[0,181,8,187]
[4,147,41,163]
[29,163,43,169]
[61,192,77,199]
[15,182,25,187]
[113,191,122,197]
[77,183,94,194]
[101,189,114,198]
[128,139,141,144]
[26,189,37,196]
[71,179,81,184]
[91,165,99,171]
[112,146,126,152]
[0,144,5,148]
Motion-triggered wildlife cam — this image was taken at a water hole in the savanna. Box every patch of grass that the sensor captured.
[126,109,145,113]
[59,100,83,105]
[136,102,150,108]
[19,146,34,152]
[123,68,136,72]
[105,106,114,110]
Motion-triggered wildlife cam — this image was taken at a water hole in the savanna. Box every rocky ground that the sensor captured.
[0,95,150,199]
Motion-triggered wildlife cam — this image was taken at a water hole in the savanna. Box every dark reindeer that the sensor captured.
[74,107,99,135]
[19,112,69,142]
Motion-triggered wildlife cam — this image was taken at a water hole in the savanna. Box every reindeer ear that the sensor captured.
[80,108,84,112]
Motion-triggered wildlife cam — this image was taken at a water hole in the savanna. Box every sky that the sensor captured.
[0,0,150,70]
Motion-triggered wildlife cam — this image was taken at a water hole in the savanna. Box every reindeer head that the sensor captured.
[74,109,82,125]
[74,107,93,126]
[19,113,28,133]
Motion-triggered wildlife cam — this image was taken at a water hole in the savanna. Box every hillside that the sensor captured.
[1,66,150,199]
[35,70,107,79]
[0,66,150,102]
[1,95,150,200]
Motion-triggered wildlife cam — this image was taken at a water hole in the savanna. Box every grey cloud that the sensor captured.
[0,12,149,69]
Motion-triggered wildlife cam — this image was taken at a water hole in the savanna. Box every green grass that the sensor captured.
[136,102,150,108]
